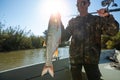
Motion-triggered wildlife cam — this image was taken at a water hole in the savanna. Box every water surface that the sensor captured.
[0,47,69,72]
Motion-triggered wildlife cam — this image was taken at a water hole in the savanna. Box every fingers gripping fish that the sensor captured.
[41,12,62,77]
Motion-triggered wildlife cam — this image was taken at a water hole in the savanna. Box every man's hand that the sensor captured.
[97,8,110,17]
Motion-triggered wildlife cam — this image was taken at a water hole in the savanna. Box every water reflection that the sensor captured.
[0,47,69,72]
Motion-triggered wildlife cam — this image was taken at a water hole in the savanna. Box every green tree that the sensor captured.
[30,35,43,48]
[111,31,120,50]
[106,40,114,49]
[101,35,111,49]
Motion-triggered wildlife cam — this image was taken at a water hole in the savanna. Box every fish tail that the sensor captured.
[41,64,54,77]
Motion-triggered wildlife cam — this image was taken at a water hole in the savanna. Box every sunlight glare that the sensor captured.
[41,0,68,17]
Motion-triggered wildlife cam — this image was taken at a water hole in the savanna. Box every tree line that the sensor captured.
[0,22,45,52]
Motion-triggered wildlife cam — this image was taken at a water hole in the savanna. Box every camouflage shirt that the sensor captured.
[61,14,119,64]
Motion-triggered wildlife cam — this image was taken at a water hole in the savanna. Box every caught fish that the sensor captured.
[41,12,62,77]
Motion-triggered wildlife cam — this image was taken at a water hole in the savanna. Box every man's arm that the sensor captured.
[97,8,119,36]
[101,15,119,36]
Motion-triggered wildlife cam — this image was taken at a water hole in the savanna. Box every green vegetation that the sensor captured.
[0,22,44,52]
[101,31,120,50]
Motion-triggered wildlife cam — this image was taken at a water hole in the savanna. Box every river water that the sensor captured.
[0,47,69,72]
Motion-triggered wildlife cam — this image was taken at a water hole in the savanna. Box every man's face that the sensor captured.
[77,0,90,12]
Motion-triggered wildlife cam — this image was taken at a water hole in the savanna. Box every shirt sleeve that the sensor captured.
[101,15,119,36]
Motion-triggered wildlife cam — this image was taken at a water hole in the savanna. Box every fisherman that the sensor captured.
[61,0,119,80]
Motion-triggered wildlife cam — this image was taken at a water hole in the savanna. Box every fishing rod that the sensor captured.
[91,0,120,14]
[90,8,120,14]
[68,7,120,17]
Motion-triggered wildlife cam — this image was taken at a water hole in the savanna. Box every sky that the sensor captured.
[0,0,120,36]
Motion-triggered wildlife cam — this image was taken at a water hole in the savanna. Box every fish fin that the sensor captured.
[43,41,46,47]
[41,65,54,77]
[53,49,58,58]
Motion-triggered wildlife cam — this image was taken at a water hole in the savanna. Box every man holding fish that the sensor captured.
[41,0,119,80]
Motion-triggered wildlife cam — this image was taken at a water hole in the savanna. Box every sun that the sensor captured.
[41,0,68,17]
[47,0,61,14]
